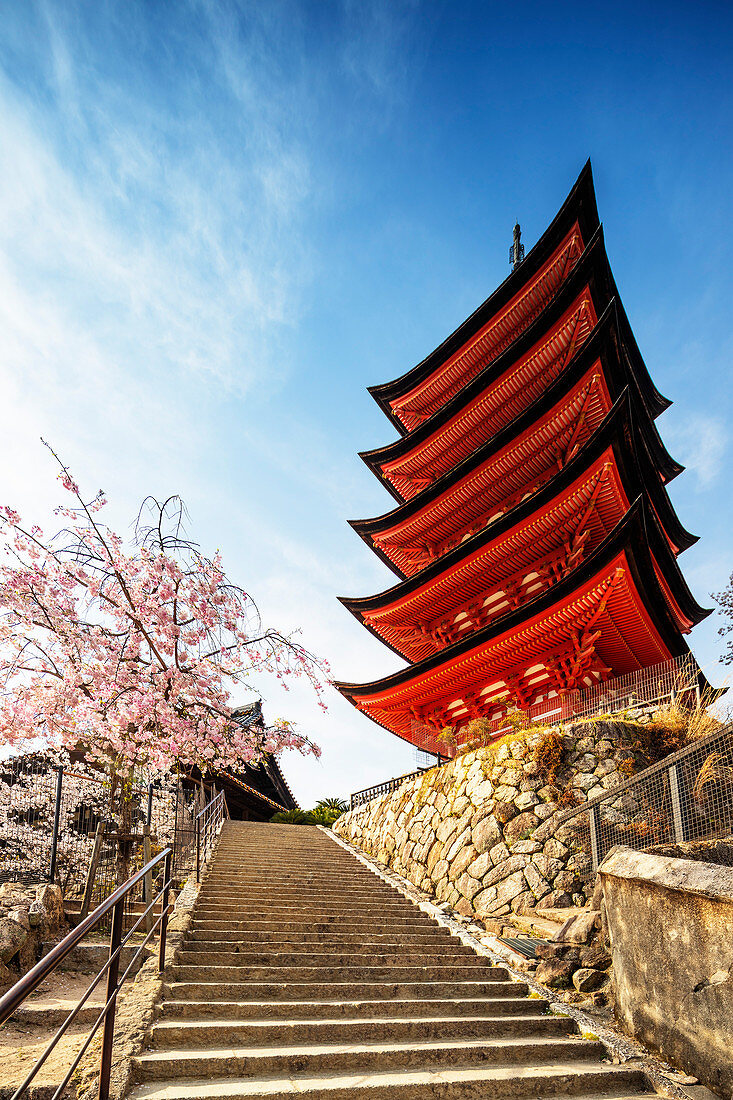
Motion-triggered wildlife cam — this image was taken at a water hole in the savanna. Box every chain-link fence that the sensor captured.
[0,754,208,914]
[558,722,733,879]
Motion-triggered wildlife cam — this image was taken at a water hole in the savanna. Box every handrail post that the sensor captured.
[588,804,600,871]
[196,816,201,883]
[48,766,64,883]
[98,897,124,1100]
[158,850,172,972]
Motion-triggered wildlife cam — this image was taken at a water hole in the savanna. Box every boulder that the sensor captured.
[36,884,64,928]
[523,862,551,901]
[456,873,481,901]
[493,801,516,824]
[512,839,541,854]
[511,890,535,913]
[545,890,573,909]
[467,780,494,805]
[7,907,30,930]
[0,917,28,963]
[553,911,600,944]
[489,841,510,866]
[503,811,540,846]
[544,838,569,860]
[466,851,491,880]
[448,845,477,881]
[535,958,576,988]
[572,967,606,993]
[27,901,45,928]
[444,827,471,863]
[472,815,502,853]
[514,791,539,811]
[535,941,581,963]
[483,854,527,889]
[579,943,612,970]
[425,840,443,874]
[494,869,527,907]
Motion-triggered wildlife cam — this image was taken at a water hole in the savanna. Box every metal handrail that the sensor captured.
[0,846,173,1100]
[195,789,227,882]
[350,767,433,811]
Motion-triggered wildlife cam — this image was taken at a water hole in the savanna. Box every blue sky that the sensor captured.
[0,0,731,805]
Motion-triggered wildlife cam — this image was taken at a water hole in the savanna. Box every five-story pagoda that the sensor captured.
[336,162,710,755]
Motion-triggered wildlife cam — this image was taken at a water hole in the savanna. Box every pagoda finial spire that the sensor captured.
[509,222,525,270]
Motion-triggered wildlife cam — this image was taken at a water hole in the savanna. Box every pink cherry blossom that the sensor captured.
[0,445,327,787]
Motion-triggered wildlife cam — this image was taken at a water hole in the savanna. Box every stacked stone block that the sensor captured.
[335,720,642,918]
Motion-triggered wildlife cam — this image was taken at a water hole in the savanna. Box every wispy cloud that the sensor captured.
[666,414,727,489]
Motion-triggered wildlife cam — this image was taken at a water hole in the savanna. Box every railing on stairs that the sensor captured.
[0,847,173,1100]
[195,789,228,882]
[350,767,434,810]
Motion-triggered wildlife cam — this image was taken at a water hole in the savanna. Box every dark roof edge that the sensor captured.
[367,160,600,431]
[358,228,670,494]
[340,391,698,633]
[349,308,680,540]
[335,498,696,700]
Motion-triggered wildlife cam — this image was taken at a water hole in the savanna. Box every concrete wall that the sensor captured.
[600,846,733,1097]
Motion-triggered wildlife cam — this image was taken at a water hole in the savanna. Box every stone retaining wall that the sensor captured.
[334,720,647,918]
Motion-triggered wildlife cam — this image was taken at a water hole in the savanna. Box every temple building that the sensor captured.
[337,161,710,755]
[188,701,299,820]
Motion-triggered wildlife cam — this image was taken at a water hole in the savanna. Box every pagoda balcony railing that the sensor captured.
[349,654,708,810]
[410,653,703,758]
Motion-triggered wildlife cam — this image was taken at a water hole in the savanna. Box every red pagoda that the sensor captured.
[337,162,710,754]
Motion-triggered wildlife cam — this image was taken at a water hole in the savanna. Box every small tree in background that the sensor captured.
[0,444,329,876]
[715,576,733,666]
[271,798,348,827]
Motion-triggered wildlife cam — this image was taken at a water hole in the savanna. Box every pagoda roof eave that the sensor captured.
[339,395,701,651]
[349,316,682,558]
[360,292,677,506]
[359,234,670,495]
[367,160,601,435]
[336,498,701,705]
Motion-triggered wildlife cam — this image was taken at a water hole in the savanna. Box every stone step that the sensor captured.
[535,908,594,924]
[192,897,411,906]
[139,822,652,1100]
[169,963,502,982]
[194,895,413,907]
[174,950,481,968]
[133,1035,609,1081]
[186,931,454,945]
[197,890,406,903]
[201,876,380,887]
[149,1012,576,1049]
[157,997,550,1021]
[505,914,567,939]
[189,918,435,932]
[200,870,393,879]
[162,979,526,1002]
[127,1068,649,1100]
[193,902,417,915]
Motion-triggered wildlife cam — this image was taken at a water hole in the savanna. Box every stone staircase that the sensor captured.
[126,822,653,1100]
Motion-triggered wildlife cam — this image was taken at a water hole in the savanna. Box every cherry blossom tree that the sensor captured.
[0,444,328,859]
